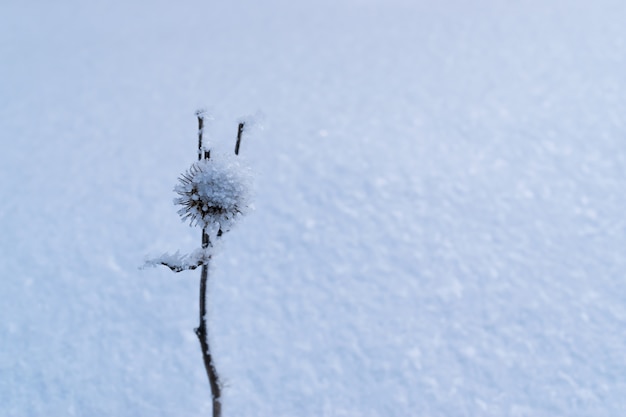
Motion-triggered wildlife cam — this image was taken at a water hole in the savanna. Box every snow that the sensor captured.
[144,248,211,273]
[3,0,626,416]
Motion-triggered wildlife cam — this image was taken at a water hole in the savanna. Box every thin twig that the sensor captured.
[196,110,207,159]
[234,122,245,155]
[196,259,222,417]
[159,262,201,272]
[194,111,222,417]
[190,113,247,417]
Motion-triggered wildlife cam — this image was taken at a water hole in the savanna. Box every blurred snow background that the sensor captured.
[2,0,626,416]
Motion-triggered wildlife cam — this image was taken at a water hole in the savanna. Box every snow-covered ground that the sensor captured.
[3,0,626,415]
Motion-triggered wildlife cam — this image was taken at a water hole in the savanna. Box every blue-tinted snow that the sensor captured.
[2,0,626,416]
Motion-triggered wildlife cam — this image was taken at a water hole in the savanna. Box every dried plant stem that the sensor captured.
[195,244,222,417]
[190,112,247,417]
[194,112,222,417]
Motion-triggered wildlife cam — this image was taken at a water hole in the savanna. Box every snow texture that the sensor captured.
[3,0,626,416]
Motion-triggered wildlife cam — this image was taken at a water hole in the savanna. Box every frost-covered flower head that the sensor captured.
[174,156,250,232]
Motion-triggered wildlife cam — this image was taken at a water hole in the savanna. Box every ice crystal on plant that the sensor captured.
[143,248,212,272]
[174,156,250,232]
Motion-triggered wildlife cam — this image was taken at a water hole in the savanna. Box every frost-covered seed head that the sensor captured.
[174,157,249,231]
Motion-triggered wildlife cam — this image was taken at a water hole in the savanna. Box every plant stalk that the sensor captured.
[194,111,222,417]
[195,249,222,417]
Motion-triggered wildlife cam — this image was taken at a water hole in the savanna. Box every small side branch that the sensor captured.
[234,122,245,155]
[197,110,206,161]
[143,248,212,273]
[160,262,201,273]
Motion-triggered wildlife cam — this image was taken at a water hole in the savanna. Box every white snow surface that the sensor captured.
[3,0,626,416]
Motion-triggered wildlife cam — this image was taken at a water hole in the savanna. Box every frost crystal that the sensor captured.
[174,156,250,231]
[143,248,212,272]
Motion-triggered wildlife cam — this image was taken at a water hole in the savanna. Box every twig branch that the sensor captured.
[196,110,205,161]
[194,111,223,417]
[144,110,246,417]
[160,262,201,272]
[234,122,245,155]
